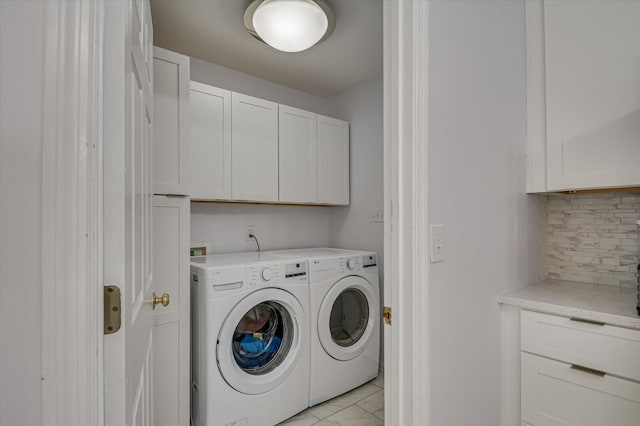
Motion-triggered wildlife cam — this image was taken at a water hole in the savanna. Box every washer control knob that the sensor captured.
[347,258,357,270]
[261,268,273,281]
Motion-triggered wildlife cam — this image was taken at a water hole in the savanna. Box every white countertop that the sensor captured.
[498,279,640,330]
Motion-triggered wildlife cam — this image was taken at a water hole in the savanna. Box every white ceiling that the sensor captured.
[150,0,383,97]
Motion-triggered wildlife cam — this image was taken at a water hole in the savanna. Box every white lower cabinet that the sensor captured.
[152,195,190,426]
[521,311,640,425]
[522,353,640,426]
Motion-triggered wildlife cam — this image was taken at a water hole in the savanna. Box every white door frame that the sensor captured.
[40,0,432,424]
[383,0,431,425]
[40,1,104,425]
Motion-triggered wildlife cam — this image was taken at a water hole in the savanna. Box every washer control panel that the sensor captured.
[284,261,307,279]
[246,261,307,287]
[362,254,377,268]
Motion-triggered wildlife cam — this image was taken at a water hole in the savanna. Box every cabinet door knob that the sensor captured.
[151,292,170,310]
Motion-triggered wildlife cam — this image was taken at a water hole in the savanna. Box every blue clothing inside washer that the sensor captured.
[234,334,282,369]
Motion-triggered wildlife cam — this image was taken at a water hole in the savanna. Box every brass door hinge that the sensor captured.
[383,306,392,325]
[104,285,121,335]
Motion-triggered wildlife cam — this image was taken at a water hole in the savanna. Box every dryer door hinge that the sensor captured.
[383,306,392,325]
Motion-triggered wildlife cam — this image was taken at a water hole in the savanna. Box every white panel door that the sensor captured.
[279,105,317,203]
[152,196,190,426]
[544,0,640,191]
[189,82,231,200]
[104,1,158,425]
[521,353,640,425]
[231,92,279,202]
[317,115,349,204]
[153,47,189,195]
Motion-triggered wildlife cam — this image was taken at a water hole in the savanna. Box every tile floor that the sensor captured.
[278,372,384,426]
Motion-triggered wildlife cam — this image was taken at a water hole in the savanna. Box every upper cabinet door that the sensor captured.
[317,115,349,205]
[542,1,640,191]
[231,93,279,202]
[189,82,231,200]
[279,105,317,203]
[153,47,190,195]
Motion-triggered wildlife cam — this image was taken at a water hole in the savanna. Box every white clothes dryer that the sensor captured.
[270,248,380,406]
[190,252,310,426]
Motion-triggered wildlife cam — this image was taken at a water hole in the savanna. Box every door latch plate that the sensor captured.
[104,285,121,335]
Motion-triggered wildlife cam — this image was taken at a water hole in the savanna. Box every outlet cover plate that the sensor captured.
[245,225,255,241]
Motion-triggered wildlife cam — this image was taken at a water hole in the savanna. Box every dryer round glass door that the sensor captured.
[330,288,369,347]
[217,288,306,395]
[318,276,378,361]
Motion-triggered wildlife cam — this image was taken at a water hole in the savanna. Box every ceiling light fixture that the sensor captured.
[244,0,335,53]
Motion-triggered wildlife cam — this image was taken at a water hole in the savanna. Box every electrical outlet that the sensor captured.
[430,224,445,263]
[370,209,384,223]
[245,225,255,242]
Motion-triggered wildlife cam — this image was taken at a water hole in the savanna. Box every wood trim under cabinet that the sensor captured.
[553,186,640,195]
[190,199,340,207]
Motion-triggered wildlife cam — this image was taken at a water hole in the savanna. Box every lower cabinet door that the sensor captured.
[152,196,190,426]
[522,352,640,426]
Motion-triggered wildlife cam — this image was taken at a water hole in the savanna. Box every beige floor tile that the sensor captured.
[277,409,321,426]
[356,389,384,415]
[371,371,384,388]
[308,383,381,419]
[314,405,384,426]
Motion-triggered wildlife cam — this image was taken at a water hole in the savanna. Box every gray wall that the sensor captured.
[427,1,547,424]
[190,203,331,254]
[0,1,46,425]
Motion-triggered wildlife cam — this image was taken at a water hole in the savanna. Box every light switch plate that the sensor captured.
[430,224,445,263]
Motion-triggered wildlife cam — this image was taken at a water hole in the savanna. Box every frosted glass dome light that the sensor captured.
[251,0,330,53]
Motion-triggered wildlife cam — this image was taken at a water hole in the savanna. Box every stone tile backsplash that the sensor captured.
[547,192,640,287]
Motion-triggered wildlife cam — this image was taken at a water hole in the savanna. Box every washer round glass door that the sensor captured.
[318,276,377,361]
[217,288,305,395]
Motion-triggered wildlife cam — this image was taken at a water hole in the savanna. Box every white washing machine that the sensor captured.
[190,252,310,426]
[271,248,380,406]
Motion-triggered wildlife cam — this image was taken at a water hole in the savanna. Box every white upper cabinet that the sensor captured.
[153,47,190,195]
[187,82,349,205]
[189,82,231,200]
[527,0,640,192]
[279,105,317,203]
[231,93,279,202]
[317,115,349,204]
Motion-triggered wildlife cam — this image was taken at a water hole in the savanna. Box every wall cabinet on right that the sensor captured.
[526,0,640,193]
